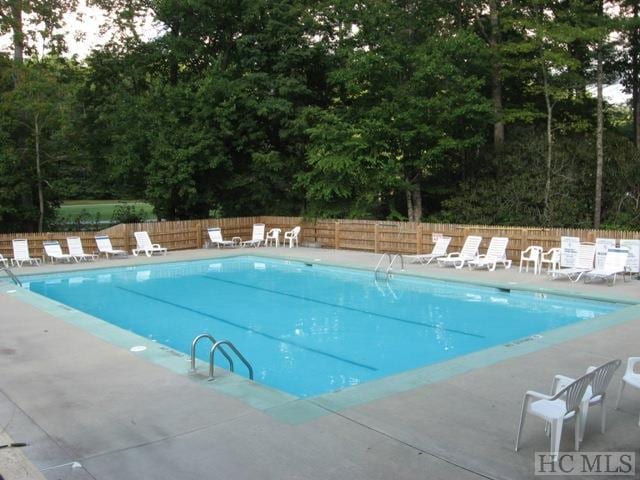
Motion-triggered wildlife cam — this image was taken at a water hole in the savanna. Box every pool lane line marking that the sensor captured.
[115,286,378,372]
[200,275,485,339]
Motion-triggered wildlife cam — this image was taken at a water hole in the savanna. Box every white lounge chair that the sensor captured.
[406,237,451,265]
[265,228,282,247]
[519,246,543,274]
[133,231,167,257]
[241,224,265,248]
[437,235,482,269]
[468,237,512,271]
[583,248,629,286]
[550,359,621,442]
[516,370,594,460]
[67,237,98,262]
[550,243,596,282]
[43,240,74,263]
[11,239,41,267]
[615,357,640,426]
[207,228,236,248]
[95,235,128,258]
[0,254,7,268]
[284,226,301,248]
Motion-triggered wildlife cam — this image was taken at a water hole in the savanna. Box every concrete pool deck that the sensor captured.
[1,247,639,479]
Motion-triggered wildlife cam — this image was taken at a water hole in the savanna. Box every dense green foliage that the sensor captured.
[2,0,640,231]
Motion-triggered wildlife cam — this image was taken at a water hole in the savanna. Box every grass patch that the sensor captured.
[58,200,155,221]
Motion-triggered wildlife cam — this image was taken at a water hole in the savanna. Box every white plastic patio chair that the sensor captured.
[468,237,512,271]
[284,226,301,248]
[519,246,543,274]
[437,236,482,269]
[550,243,595,282]
[11,239,41,267]
[540,247,561,275]
[265,228,282,247]
[67,237,98,262]
[95,235,128,258]
[515,370,594,459]
[550,359,621,442]
[615,357,640,426]
[207,228,236,248]
[0,254,7,268]
[405,237,452,265]
[241,224,265,248]
[133,231,167,257]
[583,248,629,286]
[43,240,74,263]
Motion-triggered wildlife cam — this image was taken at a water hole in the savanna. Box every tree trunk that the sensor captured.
[10,0,24,64]
[406,188,414,222]
[411,185,422,222]
[489,0,504,150]
[405,180,422,222]
[35,113,44,233]
[594,43,604,228]
[542,62,553,224]
[169,21,180,85]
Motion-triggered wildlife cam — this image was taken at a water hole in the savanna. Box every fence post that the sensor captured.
[196,220,203,248]
[521,228,528,251]
[374,223,379,253]
[335,221,340,250]
[123,223,132,253]
[416,223,422,254]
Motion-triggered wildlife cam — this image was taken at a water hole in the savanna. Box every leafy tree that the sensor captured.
[0,58,79,231]
[0,0,79,62]
[299,1,492,221]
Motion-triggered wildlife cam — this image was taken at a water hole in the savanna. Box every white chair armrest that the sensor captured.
[520,246,533,257]
[525,390,552,401]
[626,357,640,375]
[552,374,575,395]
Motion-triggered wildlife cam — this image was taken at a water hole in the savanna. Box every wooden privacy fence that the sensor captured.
[1,216,639,261]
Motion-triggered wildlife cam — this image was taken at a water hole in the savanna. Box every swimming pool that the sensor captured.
[23,256,623,397]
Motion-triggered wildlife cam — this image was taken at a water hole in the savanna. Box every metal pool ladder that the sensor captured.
[374,252,404,281]
[189,333,253,381]
[1,266,22,287]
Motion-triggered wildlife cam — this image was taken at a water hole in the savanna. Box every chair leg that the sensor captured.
[600,402,606,434]
[574,416,581,451]
[578,404,588,443]
[615,381,626,409]
[515,402,528,451]
[550,419,563,459]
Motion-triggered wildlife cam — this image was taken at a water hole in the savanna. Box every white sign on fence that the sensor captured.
[560,236,581,268]
[595,238,617,269]
[620,239,640,273]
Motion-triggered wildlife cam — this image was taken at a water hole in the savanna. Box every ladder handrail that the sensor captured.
[190,333,234,373]
[1,266,21,287]
[374,252,393,278]
[209,340,253,380]
[386,253,404,275]
[374,252,404,281]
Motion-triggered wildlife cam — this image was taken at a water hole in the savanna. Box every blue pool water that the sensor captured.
[24,256,622,397]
